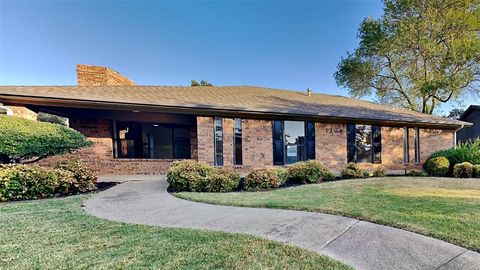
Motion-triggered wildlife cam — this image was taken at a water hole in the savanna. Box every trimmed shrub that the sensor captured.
[407,169,425,176]
[0,165,76,201]
[55,158,97,193]
[167,160,216,192]
[453,162,473,178]
[204,168,241,192]
[37,112,68,126]
[424,156,450,177]
[271,167,289,186]
[341,163,364,179]
[473,165,480,178]
[428,139,480,171]
[373,168,386,177]
[0,115,92,164]
[288,160,331,184]
[244,168,283,191]
[166,160,240,192]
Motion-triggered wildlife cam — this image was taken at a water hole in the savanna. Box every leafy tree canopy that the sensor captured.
[335,0,480,114]
[446,108,465,119]
[191,80,213,87]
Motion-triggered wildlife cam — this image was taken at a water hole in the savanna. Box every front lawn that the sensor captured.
[176,177,480,252]
[0,195,351,270]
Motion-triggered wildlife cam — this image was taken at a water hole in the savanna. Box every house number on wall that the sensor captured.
[326,128,344,134]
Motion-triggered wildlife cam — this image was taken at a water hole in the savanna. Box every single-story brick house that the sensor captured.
[0,65,471,175]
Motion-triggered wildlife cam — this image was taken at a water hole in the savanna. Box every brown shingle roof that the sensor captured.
[0,85,470,128]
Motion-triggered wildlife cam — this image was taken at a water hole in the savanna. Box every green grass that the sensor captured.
[0,195,351,270]
[176,177,480,252]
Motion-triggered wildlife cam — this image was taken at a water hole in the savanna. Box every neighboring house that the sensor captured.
[457,105,480,143]
[0,65,471,175]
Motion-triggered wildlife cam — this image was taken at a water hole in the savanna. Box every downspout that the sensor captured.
[453,125,464,149]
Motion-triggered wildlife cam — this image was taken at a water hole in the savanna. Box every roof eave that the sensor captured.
[0,94,470,130]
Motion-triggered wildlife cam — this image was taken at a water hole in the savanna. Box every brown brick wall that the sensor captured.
[315,123,347,169]
[77,64,135,86]
[222,118,234,166]
[40,118,195,175]
[40,115,455,175]
[242,118,273,169]
[420,129,455,163]
[197,116,215,165]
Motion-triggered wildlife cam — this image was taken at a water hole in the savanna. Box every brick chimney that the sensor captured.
[76,64,135,86]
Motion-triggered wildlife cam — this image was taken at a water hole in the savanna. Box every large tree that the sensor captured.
[335,0,480,114]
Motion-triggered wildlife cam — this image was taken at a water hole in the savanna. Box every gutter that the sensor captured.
[453,124,465,148]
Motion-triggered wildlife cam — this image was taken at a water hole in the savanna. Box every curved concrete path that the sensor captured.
[85,179,480,270]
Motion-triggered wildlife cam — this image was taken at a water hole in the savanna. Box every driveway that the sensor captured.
[84,178,480,270]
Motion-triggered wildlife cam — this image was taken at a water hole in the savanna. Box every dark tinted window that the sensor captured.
[403,127,409,163]
[114,121,191,159]
[272,120,313,165]
[214,117,223,166]
[356,125,372,163]
[347,124,381,163]
[234,118,242,165]
[272,120,284,165]
[414,128,420,163]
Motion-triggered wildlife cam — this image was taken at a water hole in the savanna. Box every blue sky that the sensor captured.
[0,0,467,114]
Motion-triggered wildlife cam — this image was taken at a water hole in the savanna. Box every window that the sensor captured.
[234,118,242,165]
[272,120,315,165]
[214,117,223,166]
[347,124,381,163]
[403,127,409,163]
[113,121,191,159]
[414,127,420,163]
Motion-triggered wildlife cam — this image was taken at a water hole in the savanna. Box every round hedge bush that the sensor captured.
[244,168,283,191]
[54,158,97,193]
[0,164,74,201]
[424,156,450,177]
[204,168,241,192]
[341,163,365,179]
[453,162,473,178]
[288,160,331,184]
[372,168,386,177]
[166,160,240,192]
[473,165,480,178]
[0,115,92,164]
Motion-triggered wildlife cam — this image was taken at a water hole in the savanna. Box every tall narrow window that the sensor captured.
[272,120,284,165]
[272,120,313,165]
[214,117,223,166]
[403,127,409,163]
[305,121,316,160]
[347,124,382,163]
[372,126,382,164]
[414,127,420,163]
[233,118,242,165]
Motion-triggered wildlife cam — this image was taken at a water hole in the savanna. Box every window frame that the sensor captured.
[112,120,191,159]
[414,127,420,164]
[272,120,314,165]
[233,118,243,165]
[214,117,224,166]
[347,124,382,164]
[403,127,410,163]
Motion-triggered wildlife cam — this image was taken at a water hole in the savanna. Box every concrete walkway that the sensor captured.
[84,179,480,270]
